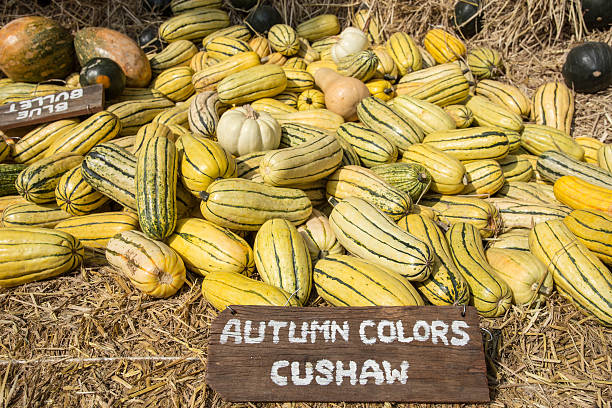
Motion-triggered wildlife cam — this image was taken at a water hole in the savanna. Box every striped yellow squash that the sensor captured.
[419,46,437,68]
[284,57,308,70]
[11,119,79,164]
[107,98,174,136]
[423,127,509,162]
[529,220,612,326]
[466,95,524,132]
[152,102,190,127]
[353,9,381,44]
[424,28,466,63]
[554,176,612,214]
[370,162,432,202]
[389,95,456,134]
[488,198,570,231]
[356,96,424,152]
[189,50,209,71]
[236,150,268,179]
[202,24,251,48]
[536,150,612,187]
[2,201,72,228]
[55,164,109,215]
[0,137,9,163]
[398,214,470,306]
[334,133,362,166]
[16,152,83,204]
[396,64,470,107]
[297,209,344,262]
[336,50,378,82]
[575,136,604,164]
[282,68,314,93]
[150,40,198,74]
[475,80,531,118]
[268,24,299,56]
[297,89,325,110]
[276,91,299,108]
[599,144,612,173]
[564,209,612,266]
[167,217,255,276]
[336,122,397,168]
[487,229,530,252]
[152,66,194,102]
[202,271,301,310]
[133,122,176,154]
[311,36,338,53]
[297,14,340,41]
[296,38,319,64]
[188,91,220,138]
[251,98,298,115]
[421,194,502,238]
[485,248,552,305]
[0,196,22,214]
[200,178,312,230]
[504,130,522,152]
[110,136,136,151]
[372,46,398,82]
[365,79,395,102]
[531,81,574,135]
[248,36,271,59]
[44,111,121,157]
[180,133,237,196]
[192,51,261,92]
[263,52,287,66]
[206,36,251,60]
[107,230,186,298]
[497,155,533,182]
[467,47,503,79]
[520,124,584,160]
[326,166,411,221]
[273,110,344,133]
[330,196,432,281]
[217,64,287,105]
[54,212,139,249]
[401,143,466,194]
[159,8,230,42]
[461,159,505,195]
[279,122,327,148]
[447,222,512,317]
[0,227,84,287]
[495,181,559,205]
[259,133,342,186]
[386,32,422,76]
[107,87,167,104]
[444,104,473,128]
[170,0,223,13]
[314,255,424,306]
[254,218,312,303]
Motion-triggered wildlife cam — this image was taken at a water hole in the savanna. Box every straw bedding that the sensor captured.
[0,1,611,407]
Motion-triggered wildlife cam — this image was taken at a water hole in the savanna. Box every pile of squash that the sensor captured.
[0,0,611,328]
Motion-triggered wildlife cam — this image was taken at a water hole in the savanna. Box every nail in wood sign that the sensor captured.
[0,84,104,130]
[207,305,489,403]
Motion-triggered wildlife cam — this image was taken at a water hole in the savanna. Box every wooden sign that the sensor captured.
[0,84,104,130]
[207,306,489,403]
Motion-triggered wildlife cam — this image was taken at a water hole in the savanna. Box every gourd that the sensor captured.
[562,42,612,93]
[79,57,126,99]
[216,105,281,156]
[314,68,370,121]
[330,27,369,63]
[245,4,283,34]
[452,0,482,38]
[581,0,612,30]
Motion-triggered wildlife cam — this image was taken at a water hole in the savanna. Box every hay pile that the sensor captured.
[0,1,611,407]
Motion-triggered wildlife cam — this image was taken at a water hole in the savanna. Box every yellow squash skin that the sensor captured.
[313,255,424,306]
[274,109,345,133]
[254,218,312,304]
[386,32,422,76]
[399,214,470,306]
[297,89,325,110]
[202,271,302,310]
[423,127,510,162]
[11,119,79,165]
[106,230,186,298]
[329,197,433,281]
[496,181,561,205]
[553,176,612,215]
[297,14,340,41]
[497,155,533,183]
[424,28,466,63]
[563,209,612,266]
[574,136,603,164]
[401,143,466,194]
[598,144,612,173]
[467,47,503,79]
[529,220,612,326]
[167,217,254,276]
[475,80,531,118]
[389,95,456,135]
[192,51,261,92]
[297,209,344,262]
[465,95,524,133]
[485,248,552,305]
[2,200,72,228]
[55,164,110,216]
[217,64,287,105]
[447,223,513,317]
[54,211,139,249]
[488,198,570,232]
[444,104,473,128]
[520,124,584,160]
[487,229,531,252]
[461,159,505,196]
[531,81,574,135]
[0,227,84,287]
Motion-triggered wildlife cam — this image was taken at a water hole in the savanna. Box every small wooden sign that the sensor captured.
[207,306,489,403]
[0,84,104,130]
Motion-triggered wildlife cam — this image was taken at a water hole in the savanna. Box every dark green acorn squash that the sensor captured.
[581,0,612,30]
[138,25,164,54]
[143,0,172,15]
[229,0,258,10]
[452,0,483,38]
[562,42,612,93]
[245,4,283,33]
[80,58,126,100]
[0,16,75,82]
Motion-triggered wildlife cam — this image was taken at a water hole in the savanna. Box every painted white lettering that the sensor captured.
[43,105,53,113]
[42,94,55,104]
[359,320,376,345]
[330,321,349,342]
[268,320,287,344]
[451,320,470,346]
[31,97,44,107]
[377,320,397,343]
[359,360,385,385]
[310,320,330,343]
[382,361,410,384]
[19,100,31,110]
[396,321,414,343]
[55,102,68,112]
[430,320,449,345]
[8,103,17,113]
[243,320,265,344]
[288,321,309,343]
[219,318,242,344]
[70,88,83,99]
[29,108,42,118]
[17,111,27,120]
[291,362,313,386]
[315,360,334,385]
[56,91,69,102]
[413,320,430,342]
[270,360,289,386]
[335,360,357,385]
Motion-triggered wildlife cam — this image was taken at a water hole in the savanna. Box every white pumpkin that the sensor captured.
[331,27,369,63]
[216,105,281,156]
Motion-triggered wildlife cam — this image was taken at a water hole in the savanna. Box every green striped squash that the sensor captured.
[467,47,503,79]
[475,80,531,118]
[296,14,340,41]
[336,50,379,82]
[495,181,560,205]
[202,271,302,310]
[563,209,612,266]
[282,68,314,93]
[356,96,424,152]
[447,222,513,317]
[314,254,424,306]
[108,87,167,104]
[329,196,432,281]
[44,111,121,157]
[396,63,469,107]
[236,150,269,179]
[167,217,255,276]
[259,133,342,186]
[159,8,230,42]
[11,119,79,164]
[279,122,328,148]
[206,36,251,60]
[0,227,84,287]
[531,81,574,135]
[398,214,470,305]
[423,127,509,161]
[133,122,176,154]
[465,95,524,132]
[461,159,505,196]
[529,220,612,326]
[497,155,533,182]
[217,64,287,105]
[136,136,178,240]
[54,211,139,248]
[536,150,612,188]
[150,40,198,74]
[336,122,398,168]
[55,164,109,215]
[370,162,432,202]
[521,124,584,160]
[200,178,312,230]
[15,153,83,204]
[202,25,251,48]
[444,104,473,128]
[268,24,299,56]
[488,198,570,231]
[401,144,466,195]
[290,179,327,207]
[170,0,223,13]
[188,91,220,138]
[389,95,456,134]
[152,66,194,102]
[0,164,27,196]
[254,218,312,303]
[107,98,175,136]
[334,133,362,167]
[2,200,72,228]
[152,103,190,127]
[598,144,612,173]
